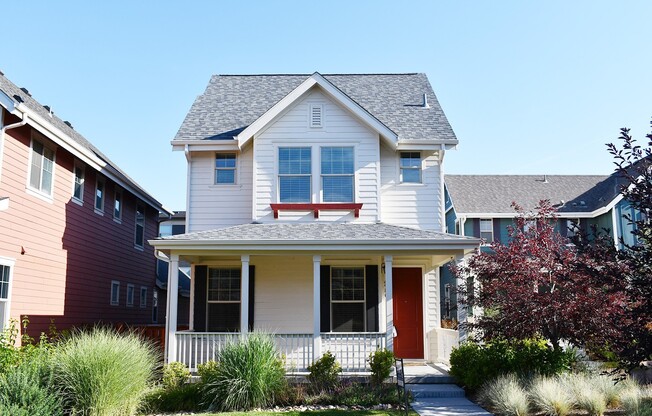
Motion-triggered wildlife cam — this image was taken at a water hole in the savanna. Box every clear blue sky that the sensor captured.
[3,1,651,210]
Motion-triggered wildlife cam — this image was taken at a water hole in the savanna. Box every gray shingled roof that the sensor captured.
[446,175,621,215]
[174,73,456,142]
[159,222,477,243]
[0,73,163,210]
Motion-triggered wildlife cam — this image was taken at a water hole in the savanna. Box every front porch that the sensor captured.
[152,223,479,373]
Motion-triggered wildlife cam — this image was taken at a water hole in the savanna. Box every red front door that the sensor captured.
[392,267,424,359]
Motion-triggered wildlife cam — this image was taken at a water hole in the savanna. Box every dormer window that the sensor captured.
[309,104,323,128]
[400,152,421,183]
[215,153,236,184]
[279,147,311,202]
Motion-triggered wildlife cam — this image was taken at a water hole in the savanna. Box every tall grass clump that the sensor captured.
[477,374,529,416]
[562,373,607,416]
[0,358,62,416]
[529,376,574,416]
[202,333,286,411]
[54,327,158,416]
[619,380,652,416]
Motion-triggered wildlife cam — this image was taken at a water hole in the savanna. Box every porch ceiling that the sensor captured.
[150,222,479,258]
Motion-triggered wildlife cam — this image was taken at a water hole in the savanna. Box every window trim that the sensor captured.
[94,175,105,214]
[126,284,135,307]
[72,161,85,204]
[330,267,366,332]
[27,135,56,199]
[479,218,493,242]
[278,147,312,203]
[0,257,16,332]
[110,281,120,306]
[214,153,237,185]
[113,188,123,222]
[206,267,242,332]
[399,151,422,184]
[320,146,355,203]
[134,202,145,249]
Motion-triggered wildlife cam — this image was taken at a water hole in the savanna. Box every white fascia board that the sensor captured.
[457,202,623,219]
[0,90,16,114]
[397,139,458,151]
[235,73,399,149]
[172,140,240,152]
[17,105,163,212]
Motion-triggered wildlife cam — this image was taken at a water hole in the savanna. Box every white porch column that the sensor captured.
[240,255,250,335]
[384,255,393,352]
[313,255,322,360]
[165,254,179,363]
[455,254,469,344]
[188,265,195,331]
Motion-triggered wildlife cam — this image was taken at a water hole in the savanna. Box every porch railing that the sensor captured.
[175,331,385,373]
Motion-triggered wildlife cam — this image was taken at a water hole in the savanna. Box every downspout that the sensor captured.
[459,217,467,236]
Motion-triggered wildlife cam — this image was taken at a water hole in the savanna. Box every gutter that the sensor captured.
[0,109,29,211]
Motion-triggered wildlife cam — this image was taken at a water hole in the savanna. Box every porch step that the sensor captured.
[405,375,456,384]
[408,384,466,399]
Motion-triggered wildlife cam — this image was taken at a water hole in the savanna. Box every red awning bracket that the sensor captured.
[270,203,363,219]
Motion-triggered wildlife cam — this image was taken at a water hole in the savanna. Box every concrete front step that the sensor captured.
[411,397,492,416]
[405,375,456,384]
[407,384,466,399]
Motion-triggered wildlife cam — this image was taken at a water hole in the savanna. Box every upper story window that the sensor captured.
[400,152,421,183]
[72,162,85,203]
[480,219,493,242]
[114,188,122,221]
[95,176,105,213]
[321,147,354,203]
[135,203,145,248]
[215,153,236,184]
[29,138,55,196]
[279,147,311,203]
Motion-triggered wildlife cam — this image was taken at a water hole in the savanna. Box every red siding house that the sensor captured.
[0,72,167,338]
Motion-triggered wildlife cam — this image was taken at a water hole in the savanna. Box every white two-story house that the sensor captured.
[151,73,479,372]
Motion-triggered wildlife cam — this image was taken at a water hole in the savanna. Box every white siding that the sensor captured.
[253,89,380,223]
[380,144,442,231]
[425,268,440,362]
[187,147,253,232]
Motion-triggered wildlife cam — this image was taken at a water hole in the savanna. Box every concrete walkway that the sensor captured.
[403,362,492,416]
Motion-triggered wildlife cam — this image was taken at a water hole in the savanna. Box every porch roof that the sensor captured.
[150,222,479,253]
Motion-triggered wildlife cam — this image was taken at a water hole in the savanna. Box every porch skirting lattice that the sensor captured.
[176,331,386,372]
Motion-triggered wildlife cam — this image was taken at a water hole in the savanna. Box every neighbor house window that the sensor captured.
[566,218,580,237]
[215,153,236,184]
[331,267,365,332]
[95,176,105,213]
[321,147,354,202]
[0,262,13,332]
[114,189,122,221]
[29,138,55,196]
[110,281,120,306]
[400,152,421,183]
[135,203,145,248]
[72,162,84,202]
[279,147,311,203]
[126,284,135,307]
[140,287,147,308]
[480,219,493,242]
[207,268,241,332]
[152,290,159,323]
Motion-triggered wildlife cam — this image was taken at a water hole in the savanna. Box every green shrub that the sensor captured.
[307,351,342,393]
[368,348,394,386]
[54,327,158,416]
[202,333,286,411]
[0,359,62,416]
[450,338,575,391]
[161,361,191,389]
[477,374,529,416]
[529,376,574,416]
[197,360,219,383]
[142,383,203,413]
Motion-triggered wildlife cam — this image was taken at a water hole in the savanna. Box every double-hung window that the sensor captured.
[114,189,122,221]
[321,147,354,202]
[400,152,421,183]
[72,163,84,202]
[126,284,135,307]
[140,287,147,308]
[29,138,55,196]
[135,203,145,248]
[480,219,493,242]
[95,176,105,213]
[331,267,365,332]
[110,281,120,306]
[207,268,241,332]
[215,153,236,184]
[0,262,13,331]
[278,147,311,203]
[566,218,580,237]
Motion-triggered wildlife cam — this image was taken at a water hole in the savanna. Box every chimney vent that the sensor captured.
[422,93,430,108]
[543,174,548,183]
[19,87,31,96]
[64,121,73,129]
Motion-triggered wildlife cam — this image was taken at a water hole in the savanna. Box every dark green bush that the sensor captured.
[202,333,286,411]
[0,359,62,416]
[197,360,219,383]
[368,348,394,386]
[449,338,575,391]
[161,361,191,389]
[307,351,342,393]
[142,383,203,413]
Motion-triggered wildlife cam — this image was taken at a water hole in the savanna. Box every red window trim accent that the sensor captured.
[270,203,363,219]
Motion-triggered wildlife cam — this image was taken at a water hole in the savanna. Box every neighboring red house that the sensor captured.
[0,72,167,338]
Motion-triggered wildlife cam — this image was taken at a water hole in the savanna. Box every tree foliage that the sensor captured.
[454,200,628,351]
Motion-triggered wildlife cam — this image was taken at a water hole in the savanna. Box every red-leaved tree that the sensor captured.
[454,200,629,352]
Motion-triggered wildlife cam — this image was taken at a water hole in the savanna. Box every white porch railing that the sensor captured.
[175,331,386,372]
[435,328,459,363]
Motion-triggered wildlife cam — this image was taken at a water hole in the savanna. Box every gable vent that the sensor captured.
[310,104,323,128]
